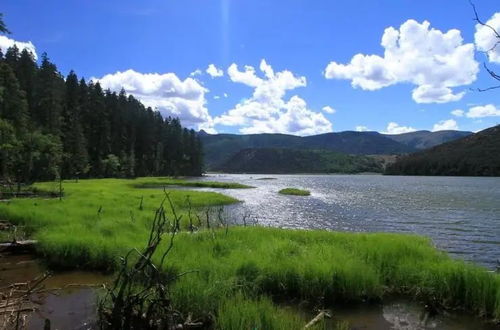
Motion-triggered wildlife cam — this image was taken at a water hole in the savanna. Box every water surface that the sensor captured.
[194,174,500,268]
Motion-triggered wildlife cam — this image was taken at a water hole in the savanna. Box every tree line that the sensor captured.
[0,45,203,183]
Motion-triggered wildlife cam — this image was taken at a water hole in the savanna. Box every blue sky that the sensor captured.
[2,0,500,135]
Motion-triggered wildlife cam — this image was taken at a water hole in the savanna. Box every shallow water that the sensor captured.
[193,174,500,269]
[0,253,109,329]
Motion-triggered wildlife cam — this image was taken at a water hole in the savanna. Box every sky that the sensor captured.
[2,0,500,135]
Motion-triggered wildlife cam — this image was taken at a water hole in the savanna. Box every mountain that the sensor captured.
[201,130,470,170]
[384,130,472,150]
[215,148,384,174]
[385,125,500,176]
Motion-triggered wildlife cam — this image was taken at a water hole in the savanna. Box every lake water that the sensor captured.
[193,174,500,269]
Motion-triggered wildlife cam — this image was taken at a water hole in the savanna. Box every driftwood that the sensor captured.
[304,310,331,329]
[1,272,50,330]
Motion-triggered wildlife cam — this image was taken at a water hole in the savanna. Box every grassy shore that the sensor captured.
[279,188,311,196]
[133,177,254,189]
[0,177,499,327]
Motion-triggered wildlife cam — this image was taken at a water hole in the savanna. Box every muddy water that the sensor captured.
[0,253,109,330]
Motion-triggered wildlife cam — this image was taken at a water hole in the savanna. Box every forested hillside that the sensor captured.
[0,46,202,183]
[385,125,500,176]
[200,130,471,170]
[215,148,384,174]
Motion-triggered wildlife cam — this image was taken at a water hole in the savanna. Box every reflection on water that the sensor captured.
[331,299,499,330]
[193,174,500,269]
[0,253,109,330]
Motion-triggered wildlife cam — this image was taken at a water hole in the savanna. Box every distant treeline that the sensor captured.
[0,46,202,183]
[215,147,384,174]
[385,125,500,176]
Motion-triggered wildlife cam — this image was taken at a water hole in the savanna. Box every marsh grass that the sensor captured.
[279,188,311,196]
[0,177,499,325]
[132,177,254,189]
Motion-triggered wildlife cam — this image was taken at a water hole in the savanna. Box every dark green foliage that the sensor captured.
[215,148,384,174]
[386,125,500,176]
[0,46,203,182]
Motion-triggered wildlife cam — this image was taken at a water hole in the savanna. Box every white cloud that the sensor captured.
[383,122,417,134]
[0,35,37,59]
[189,69,202,76]
[93,69,213,130]
[206,64,224,78]
[432,119,459,131]
[217,59,332,135]
[411,85,464,104]
[223,93,228,98]
[474,12,500,63]
[213,95,220,100]
[451,109,465,117]
[355,125,369,132]
[322,106,336,114]
[465,104,500,118]
[324,19,478,103]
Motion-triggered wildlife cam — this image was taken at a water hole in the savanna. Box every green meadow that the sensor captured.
[0,177,499,327]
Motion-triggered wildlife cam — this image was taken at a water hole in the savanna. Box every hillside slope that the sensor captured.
[384,130,472,150]
[215,148,384,174]
[385,125,500,176]
[201,131,414,169]
[201,130,471,170]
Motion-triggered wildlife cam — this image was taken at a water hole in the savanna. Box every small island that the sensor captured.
[278,188,311,196]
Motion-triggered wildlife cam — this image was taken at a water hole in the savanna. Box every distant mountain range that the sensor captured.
[200,130,472,171]
[215,148,384,174]
[386,125,500,176]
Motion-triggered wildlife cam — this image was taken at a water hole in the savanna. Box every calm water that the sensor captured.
[193,174,500,269]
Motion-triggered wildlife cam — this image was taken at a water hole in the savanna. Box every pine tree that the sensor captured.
[33,53,64,135]
[62,71,89,178]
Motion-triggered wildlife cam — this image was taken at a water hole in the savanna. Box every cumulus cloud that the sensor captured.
[451,109,465,117]
[189,69,202,76]
[474,12,500,63]
[322,106,336,114]
[0,35,37,59]
[383,122,417,134]
[93,69,213,129]
[465,104,500,118]
[216,59,332,135]
[206,64,224,78]
[355,125,369,132]
[324,19,478,103]
[432,119,459,131]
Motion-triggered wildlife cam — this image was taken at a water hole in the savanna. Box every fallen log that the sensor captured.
[0,240,37,253]
[304,310,331,329]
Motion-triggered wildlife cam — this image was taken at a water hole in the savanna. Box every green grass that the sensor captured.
[0,177,239,269]
[0,177,499,325]
[278,188,311,196]
[132,177,254,189]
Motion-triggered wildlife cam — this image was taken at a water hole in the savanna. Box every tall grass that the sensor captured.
[0,177,498,324]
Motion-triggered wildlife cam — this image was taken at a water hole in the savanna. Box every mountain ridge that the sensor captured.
[201,130,471,170]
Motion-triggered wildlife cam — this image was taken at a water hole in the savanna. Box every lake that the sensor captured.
[193,174,500,269]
